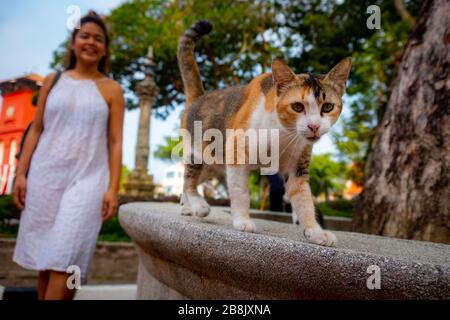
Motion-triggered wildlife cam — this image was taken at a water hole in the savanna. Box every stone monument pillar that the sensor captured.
[124,47,159,198]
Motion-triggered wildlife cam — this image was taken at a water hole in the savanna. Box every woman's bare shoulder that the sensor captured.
[101,78,121,88]
[102,78,123,95]
[42,72,58,88]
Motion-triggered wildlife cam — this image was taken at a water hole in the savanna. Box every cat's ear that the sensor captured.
[325,57,352,94]
[272,59,297,95]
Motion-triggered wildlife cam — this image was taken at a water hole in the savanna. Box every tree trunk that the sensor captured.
[352,0,450,244]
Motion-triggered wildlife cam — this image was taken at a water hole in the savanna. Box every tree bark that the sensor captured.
[352,0,450,244]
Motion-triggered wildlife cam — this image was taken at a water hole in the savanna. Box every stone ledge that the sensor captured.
[119,202,450,299]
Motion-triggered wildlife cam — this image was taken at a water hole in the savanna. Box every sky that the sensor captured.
[0,0,338,183]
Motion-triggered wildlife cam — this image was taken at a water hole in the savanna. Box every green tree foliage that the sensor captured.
[153,135,181,161]
[332,0,421,168]
[51,0,281,118]
[309,153,347,202]
[119,165,130,193]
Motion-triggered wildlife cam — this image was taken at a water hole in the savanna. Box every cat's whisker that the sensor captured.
[280,130,299,146]
[279,134,299,158]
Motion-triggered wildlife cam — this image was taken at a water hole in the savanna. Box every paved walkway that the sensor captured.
[74,284,137,300]
[0,284,137,300]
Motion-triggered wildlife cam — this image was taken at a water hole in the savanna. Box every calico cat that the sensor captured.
[177,20,351,247]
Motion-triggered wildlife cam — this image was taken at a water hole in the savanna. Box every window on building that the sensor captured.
[5,105,15,120]
[0,141,4,165]
[9,140,17,165]
[167,171,174,178]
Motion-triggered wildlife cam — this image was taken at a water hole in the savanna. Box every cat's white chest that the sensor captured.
[248,95,281,130]
[247,95,309,173]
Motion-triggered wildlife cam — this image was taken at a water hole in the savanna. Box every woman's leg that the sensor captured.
[44,270,77,300]
[38,270,50,300]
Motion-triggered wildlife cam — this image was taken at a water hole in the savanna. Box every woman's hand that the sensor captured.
[13,175,27,210]
[102,189,119,222]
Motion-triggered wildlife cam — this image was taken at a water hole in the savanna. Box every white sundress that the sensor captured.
[13,73,110,283]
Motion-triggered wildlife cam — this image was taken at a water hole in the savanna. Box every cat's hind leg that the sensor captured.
[181,163,211,218]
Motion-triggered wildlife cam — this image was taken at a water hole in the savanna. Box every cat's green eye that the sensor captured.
[291,102,304,113]
[322,103,334,113]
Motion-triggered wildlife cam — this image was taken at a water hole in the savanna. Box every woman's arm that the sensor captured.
[13,73,56,209]
[102,82,125,221]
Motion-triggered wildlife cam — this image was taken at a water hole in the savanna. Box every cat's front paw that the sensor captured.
[180,204,193,216]
[180,194,193,216]
[233,219,256,233]
[292,214,299,225]
[190,196,211,218]
[304,227,337,247]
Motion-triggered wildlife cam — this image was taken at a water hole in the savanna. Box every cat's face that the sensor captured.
[272,58,352,143]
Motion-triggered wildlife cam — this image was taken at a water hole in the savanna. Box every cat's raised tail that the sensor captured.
[177,20,213,110]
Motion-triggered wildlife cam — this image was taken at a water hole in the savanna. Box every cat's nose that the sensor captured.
[307,123,320,134]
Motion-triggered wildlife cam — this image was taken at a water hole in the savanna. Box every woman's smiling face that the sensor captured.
[71,22,107,66]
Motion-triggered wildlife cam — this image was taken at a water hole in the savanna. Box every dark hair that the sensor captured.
[64,11,110,75]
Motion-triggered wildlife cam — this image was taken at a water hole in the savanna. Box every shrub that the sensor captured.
[0,195,21,222]
[0,195,130,242]
[316,199,353,218]
[0,195,21,238]
[329,198,354,213]
[98,216,130,242]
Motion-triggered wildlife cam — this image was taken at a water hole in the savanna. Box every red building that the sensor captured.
[0,74,43,194]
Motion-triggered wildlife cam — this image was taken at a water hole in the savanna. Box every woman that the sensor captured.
[12,11,124,300]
